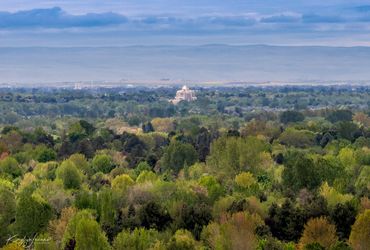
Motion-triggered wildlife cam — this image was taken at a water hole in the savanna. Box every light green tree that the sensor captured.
[113,228,159,250]
[349,209,370,250]
[56,160,82,189]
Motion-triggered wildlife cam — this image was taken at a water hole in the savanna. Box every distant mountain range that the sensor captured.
[1,45,370,85]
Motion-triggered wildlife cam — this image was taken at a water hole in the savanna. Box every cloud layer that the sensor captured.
[0,7,128,28]
[0,5,369,29]
[1,3,370,46]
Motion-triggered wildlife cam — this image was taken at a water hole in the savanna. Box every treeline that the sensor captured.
[0,105,370,249]
[1,86,370,126]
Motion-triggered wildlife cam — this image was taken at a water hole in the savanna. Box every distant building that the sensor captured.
[171,85,197,104]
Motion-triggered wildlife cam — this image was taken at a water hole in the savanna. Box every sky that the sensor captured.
[1,0,370,46]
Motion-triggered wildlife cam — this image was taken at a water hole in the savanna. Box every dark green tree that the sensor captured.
[282,151,321,192]
[280,110,305,124]
[160,140,198,174]
[15,186,53,237]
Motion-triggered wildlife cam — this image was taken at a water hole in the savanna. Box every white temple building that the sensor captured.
[170,85,197,104]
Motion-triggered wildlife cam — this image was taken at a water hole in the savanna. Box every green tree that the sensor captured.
[198,176,225,203]
[280,110,305,124]
[15,187,53,237]
[0,179,16,245]
[113,228,159,250]
[75,217,111,250]
[0,157,22,179]
[207,136,269,177]
[63,210,109,249]
[167,230,197,250]
[330,202,357,240]
[69,153,91,176]
[92,154,115,174]
[139,201,172,231]
[266,200,305,242]
[349,209,370,250]
[326,110,353,123]
[34,145,57,163]
[278,128,316,148]
[282,151,321,192]
[160,140,198,174]
[56,160,82,189]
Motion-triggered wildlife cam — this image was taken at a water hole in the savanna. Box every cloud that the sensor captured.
[302,14,345,23]
[0,7,261,30]
[0,7,128,28]
[0,6,369,34]
[261,13,301,23]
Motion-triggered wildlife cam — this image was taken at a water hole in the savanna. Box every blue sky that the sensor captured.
[1,0,370,46]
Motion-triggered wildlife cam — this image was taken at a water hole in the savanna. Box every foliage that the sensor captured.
[92,154,115,174]
[112,228,159,250]
[280,110,305,124]
[0,87,369,248]
[15,187,53,237]
[56,160,82,189]
[160,140,198,174]
[349,209,370,250]
[299,217,338,250]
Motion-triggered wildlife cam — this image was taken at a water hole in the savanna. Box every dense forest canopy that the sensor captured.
[0,85,369,250]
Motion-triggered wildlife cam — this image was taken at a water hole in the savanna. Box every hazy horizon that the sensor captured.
[2,45,370,84]
[1,1,370,84]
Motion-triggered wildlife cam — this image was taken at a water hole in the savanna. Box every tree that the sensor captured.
[68,122,87,142]
[63,210,110,250]
[282,151,321,192]
[174,203,212,240]
[92,154,114,174]
[139,201,172,231]
[151,118,175,133]
[355,166,370,194]
[202,212,261,250]
[48,207,77,249]
[326,110,353,123]
[167,230,197,250]
[207,136,269,177]
[280,110,305,124]
[315,156,345,186]
[337,122,362,142]
[56,160,82,189]
[0,179,16,245]
[34,233,57,250]
[142,122,154,133]
[35,146,57,163]
[15,187,53,237]
[134,161,152,176]
[111,174,134,192]
[199,176,225,203]
[136,171,158,183]
[330,202,357,240]
[278,128,316,148]
[265,200,305,241]
[235,172,257,189]
[97,188,115,236]
[349,209,370,250]
[112,228,159,250]
[319,182,353,209]
[74,217,111,250]
[195,127,212,162]
[69,153,91,176]
[299,217,338,249]
[160,140,198,174]
[1,241,25,250]
[0,157,22,179]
